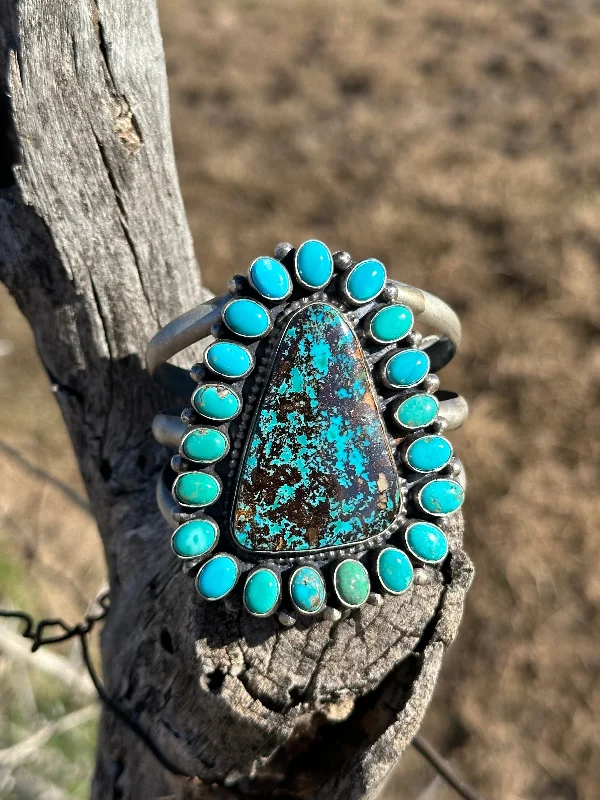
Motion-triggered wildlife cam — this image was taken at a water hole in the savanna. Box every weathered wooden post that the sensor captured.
[0,2,473,797]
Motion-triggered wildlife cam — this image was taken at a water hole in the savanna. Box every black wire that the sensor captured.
[413,736,486,800]
[0,596,485,799]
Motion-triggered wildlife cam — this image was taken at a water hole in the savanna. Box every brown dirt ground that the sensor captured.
[1,0,599,798]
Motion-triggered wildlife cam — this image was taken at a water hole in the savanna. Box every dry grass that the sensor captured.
[1,0,599,797]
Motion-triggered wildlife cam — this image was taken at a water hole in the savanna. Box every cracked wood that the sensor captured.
[0,2,473,798]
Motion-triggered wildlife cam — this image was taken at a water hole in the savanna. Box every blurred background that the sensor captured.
[1,1,599,798]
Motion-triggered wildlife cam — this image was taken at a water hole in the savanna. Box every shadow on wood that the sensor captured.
[0,1,473,797]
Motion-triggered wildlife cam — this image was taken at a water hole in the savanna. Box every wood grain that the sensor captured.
[0,2,472,797]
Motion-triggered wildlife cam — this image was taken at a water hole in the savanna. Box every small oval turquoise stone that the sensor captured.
[172,518,218,558]
[205,341,252,379]
[181,428,229,464]
[197,554,238,600]
[223,298,270,338]
[405,435,453,473]
[334,560,370,608]
[385,349,430,388]
[418,479,464,516]
[405,521,448,564]
[394,394,439,429]
[290,566,326,614]
[244,569,280,616]
[345,258,387,304]
[369,304,414,343]
[249,256,292,301]
[377,548,414,594]
[192,385,241,421]
[174,471,221,507]
[295,240,334,289]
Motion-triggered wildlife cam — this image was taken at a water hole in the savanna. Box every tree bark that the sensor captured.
[0,2,473,799]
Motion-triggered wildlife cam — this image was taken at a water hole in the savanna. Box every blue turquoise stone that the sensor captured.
[394,394,439,429]
[290,566,326,614]
[192,384,241,421]
[405,435,452,473]
[174,472,221,507]
[233,302,401,553]
[345,258,386,304]
[244,569,280,616]
[405,521,448,563]
[385,349,430,388]
[171,519,218,558]
[248,256,292,301]
[369,305,414,343]
[197,554,238,600]
[295,240,334,289]
[181,428,229,463]
[223,298,270,338]
[418,479,464,516]
[334,560,370,607]
[205,341,252,379]
[377,548,414,594]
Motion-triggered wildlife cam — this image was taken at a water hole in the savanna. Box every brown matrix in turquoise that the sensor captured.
[233,302,401,553]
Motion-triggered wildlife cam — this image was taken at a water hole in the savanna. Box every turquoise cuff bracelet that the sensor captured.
[146,241,468,624]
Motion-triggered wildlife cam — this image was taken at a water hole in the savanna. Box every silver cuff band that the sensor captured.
[145,282,461,395]
[152,392,468,452]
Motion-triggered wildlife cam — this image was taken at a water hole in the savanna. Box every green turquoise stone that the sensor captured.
[369,304,414,343]
[405,521,448,563]
[223,298,270,338]
[394,394,439,429]
[385,349,430,388]
[249,256,292,301]
[244,569,280,616]
[377,548,414,594]
[171,519,218,558]
[181,428,229,464]
[197,554,238,600]
[233,302,401,553]
[174,471,221,507]
[405,435,452,473]
[345,258,387,304]
[418,479,464,516]
[205,341,252,379]
[192,384,241,421]
[334,559,370,607]
[290,566,326,614]
[295,239,334,289]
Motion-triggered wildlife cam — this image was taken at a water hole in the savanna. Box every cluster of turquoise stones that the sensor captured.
[169,240,464,620]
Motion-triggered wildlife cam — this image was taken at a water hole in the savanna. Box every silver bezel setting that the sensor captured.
[179,427,231,465]
[415,477,465,517]
[379,348,432,391]
[293,238,335,291]
[340,258,387,306]
[221,296,274,340]
[376,547,414,596]
[172,470,223,509]
[203,340,255,381]
[243,566,282,618]
[191,383,243,422]
[288,565,327,616]
[196,553,241,601]
[364,303,415,345]
[332,558,371,610]
[403,520,449,565]
[247,256,293,303]
[402,435,454,474]
[171,517,220,560]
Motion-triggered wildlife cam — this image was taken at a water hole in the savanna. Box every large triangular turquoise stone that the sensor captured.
[232,302,401,553]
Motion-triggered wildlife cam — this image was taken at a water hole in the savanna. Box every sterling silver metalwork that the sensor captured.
[146,241,468,623]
